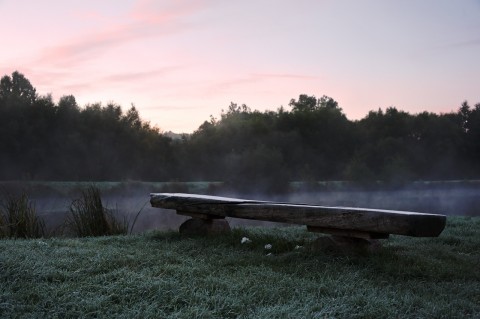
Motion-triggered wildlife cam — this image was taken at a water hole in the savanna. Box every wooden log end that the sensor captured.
[406,214,447,237]
[179,218,231,236]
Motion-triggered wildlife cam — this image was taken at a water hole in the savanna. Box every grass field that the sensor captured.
[1,217,479,318]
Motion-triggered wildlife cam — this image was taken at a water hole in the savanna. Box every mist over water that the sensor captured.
[286,187,480,216]
[2,181,478,235]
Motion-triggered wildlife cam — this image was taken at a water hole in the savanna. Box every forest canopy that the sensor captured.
[1,71,479,191]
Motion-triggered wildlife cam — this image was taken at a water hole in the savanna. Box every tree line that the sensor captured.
[1,71,479,192]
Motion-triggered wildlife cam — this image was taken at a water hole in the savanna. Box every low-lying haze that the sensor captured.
[6,181,478,235]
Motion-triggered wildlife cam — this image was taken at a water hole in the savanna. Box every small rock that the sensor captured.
[241,237,252,244]
[264,244,272,250]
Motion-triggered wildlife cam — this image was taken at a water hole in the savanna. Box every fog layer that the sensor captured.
[3,181,476,235]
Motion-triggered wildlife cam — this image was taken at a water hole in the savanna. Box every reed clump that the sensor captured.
[0,192,45,238]
[66,185,127,237]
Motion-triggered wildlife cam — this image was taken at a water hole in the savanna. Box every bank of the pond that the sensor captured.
[1,217,479,318]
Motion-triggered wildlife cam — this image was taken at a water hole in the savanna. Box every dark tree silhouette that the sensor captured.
[0,72,479,189]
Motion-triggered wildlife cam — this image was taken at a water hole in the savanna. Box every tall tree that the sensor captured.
[0,71,36,106]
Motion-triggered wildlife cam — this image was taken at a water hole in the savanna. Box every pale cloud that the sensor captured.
[60,82,94,94]
[201,72,319,98]
[101,67,182,83]
[20,0,217,106]
[35,0,214,68]
[35,20,185,68]
[48,67,182,99]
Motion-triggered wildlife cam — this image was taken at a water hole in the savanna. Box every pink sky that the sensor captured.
[1,0,479,132]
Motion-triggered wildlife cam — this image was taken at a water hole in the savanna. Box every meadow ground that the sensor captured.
[1,217,479,318]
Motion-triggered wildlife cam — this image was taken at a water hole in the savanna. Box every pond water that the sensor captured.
[2,181,478,234]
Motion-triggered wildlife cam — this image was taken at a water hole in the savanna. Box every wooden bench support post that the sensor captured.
[311,236,382,254]
[177,210,225,220]
[306,225,389,240]
[178,208,231,236]
[307,226,385,253]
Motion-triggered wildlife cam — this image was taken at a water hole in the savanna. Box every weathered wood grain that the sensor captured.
[150,193,446,237]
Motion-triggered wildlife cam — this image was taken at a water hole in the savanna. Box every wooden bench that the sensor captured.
[150,193,446,245]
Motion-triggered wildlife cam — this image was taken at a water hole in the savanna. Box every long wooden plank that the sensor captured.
[150,193,446,237]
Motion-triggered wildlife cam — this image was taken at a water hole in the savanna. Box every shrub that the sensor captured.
[66,185,127,237]
[0,192,45,238]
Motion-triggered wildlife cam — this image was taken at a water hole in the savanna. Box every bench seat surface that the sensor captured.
[150,193,446,237]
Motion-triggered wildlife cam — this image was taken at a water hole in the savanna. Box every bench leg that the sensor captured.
[179,218,231,236]
[312,235,382,254]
